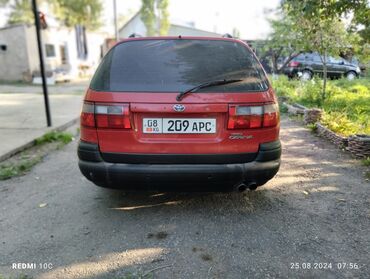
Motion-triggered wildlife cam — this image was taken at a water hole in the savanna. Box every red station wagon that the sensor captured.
[78,36,281,192]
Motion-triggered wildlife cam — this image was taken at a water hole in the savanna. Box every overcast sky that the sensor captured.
[0,0,280,39]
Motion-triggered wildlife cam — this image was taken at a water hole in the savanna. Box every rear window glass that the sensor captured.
[295,53,321,62]
[90,39,269,93]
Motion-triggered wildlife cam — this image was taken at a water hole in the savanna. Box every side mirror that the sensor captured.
[339,61,344,65]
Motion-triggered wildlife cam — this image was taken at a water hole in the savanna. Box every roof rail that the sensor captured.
[222,33,233,38]
[128,33,142,38]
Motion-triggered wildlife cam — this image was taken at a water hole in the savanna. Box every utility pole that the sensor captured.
[32,0,52,127]
[113,0,118,41]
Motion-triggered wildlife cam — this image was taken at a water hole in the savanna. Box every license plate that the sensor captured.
[143,118,216,134]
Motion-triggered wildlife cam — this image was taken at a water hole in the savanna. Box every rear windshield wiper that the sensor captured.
[176,79,243,101]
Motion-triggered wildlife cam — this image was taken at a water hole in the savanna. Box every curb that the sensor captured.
[0,117,79,163]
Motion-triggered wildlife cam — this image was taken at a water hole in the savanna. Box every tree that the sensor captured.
[140,0,170,36]
[53,0,103,30]
[300,17,349,100]
[0,0,9,6]
[352,5,370,43]
[283,0,370,51]
[280,0,364,101]
[232,27,240,38]
[157,0,169,36]
[264,10,305,74]
[2,0,103,30]
[7,0,34,25]
[141,0,156,36]
[345,1,370,64]
[117,9,135,31]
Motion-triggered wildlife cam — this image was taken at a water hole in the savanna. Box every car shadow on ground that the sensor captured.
[92,187,277,219]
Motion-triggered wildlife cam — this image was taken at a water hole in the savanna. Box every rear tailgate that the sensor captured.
[85,89,279,155]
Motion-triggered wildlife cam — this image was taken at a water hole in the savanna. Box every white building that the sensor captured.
[119,12,222,39]
[0,24,106,82]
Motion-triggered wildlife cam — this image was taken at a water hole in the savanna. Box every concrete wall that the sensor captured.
[41,27,80,77]
[0,24,106,82]
[0,25,31,81]
[35,26,105,78]
[24,25,40,78]
[85,32,106,75]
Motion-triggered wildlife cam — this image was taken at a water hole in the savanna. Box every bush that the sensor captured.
[296,77,323,107]
[272,75,370,136]
[320,112,361,136]
[270,75,297,97]
[362,157,370,166]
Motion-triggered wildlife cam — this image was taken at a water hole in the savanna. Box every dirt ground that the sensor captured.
[0,116,369,279]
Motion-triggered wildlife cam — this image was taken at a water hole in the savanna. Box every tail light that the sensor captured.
[288,61,300,67]
[263,104,279,127]
[80,102,131,129]
[95,103,131,129]
[81,102,95,127]
[228,103,279,129]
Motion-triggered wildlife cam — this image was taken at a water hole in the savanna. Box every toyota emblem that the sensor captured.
[173,104,185,112]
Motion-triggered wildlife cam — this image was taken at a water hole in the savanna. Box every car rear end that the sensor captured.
[283,56,304,78]
[78,37,281,192]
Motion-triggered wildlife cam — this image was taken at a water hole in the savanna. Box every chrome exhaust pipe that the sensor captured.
[237,183,247,192]
[248,182,257,191]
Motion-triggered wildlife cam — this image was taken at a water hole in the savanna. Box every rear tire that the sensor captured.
[346,71,356,81]
[300,70,312,81]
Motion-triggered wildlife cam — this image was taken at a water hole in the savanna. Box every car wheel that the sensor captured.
[346,71,356,81]
[300,70,312,81]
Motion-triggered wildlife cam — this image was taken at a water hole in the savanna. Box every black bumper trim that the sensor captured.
[101,152,258,164]
[78,159,280,191]
[78,140,281,164]
[77,139,281,191]
[78,141,102,162]
[256,140,281,162]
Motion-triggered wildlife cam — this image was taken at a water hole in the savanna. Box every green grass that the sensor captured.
[272,75,370,136]
[306,123,318,132]
[288,114,304,122]
[279,102,288,113]
[0,131,73,180]
[35,131,73,145]
[362,157,370,166]
[0,157,42,180]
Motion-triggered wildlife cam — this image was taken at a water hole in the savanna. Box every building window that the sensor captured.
[45,44,56,57]
[75,25,88,60]
[60,45,67,64]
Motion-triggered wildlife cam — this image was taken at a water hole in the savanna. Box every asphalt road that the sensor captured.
[0,117,369,279]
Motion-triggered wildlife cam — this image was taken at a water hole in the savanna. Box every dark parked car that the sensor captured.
[283,52,361,80]
[78,36,281,192]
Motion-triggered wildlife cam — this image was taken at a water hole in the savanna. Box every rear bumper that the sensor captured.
[78,140,281,191]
